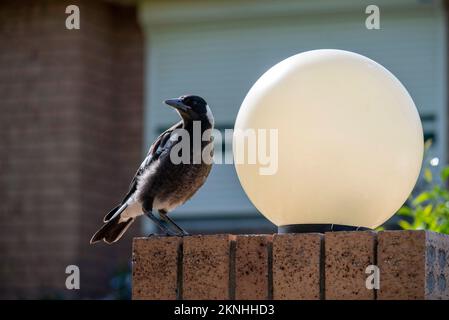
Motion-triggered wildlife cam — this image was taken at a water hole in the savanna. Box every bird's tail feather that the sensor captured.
[90,215,134,244]
[103,203,128,222]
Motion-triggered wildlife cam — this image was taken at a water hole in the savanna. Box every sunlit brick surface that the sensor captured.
[133,231,449,300]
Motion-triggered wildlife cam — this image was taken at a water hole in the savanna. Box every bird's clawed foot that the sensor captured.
[144,210,189,237]
[146,232,177,238]
[159,212,189,236]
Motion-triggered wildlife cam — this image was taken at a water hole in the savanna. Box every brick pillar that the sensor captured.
[378,231,449,300]
[132,231,449,300]
[0,0,143,299]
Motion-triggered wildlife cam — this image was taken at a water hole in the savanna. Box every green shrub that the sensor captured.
[397,141,449,234]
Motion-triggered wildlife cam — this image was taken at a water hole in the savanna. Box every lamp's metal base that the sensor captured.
[278,224,371,234]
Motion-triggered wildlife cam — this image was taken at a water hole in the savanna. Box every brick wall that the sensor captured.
[132,231,449,300]
[0,0,143,299]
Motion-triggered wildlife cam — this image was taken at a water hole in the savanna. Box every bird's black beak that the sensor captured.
[164,98,190,112]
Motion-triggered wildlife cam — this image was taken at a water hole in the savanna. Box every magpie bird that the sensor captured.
[90,95,214,244]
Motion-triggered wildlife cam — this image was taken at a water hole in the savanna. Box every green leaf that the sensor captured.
[423,204,433,216]
[397,206,413,217]
[424,168,433,183]
[398,220,413,230]
[424,139,433,151]
[412,192,430,206]
[441,167,449,181]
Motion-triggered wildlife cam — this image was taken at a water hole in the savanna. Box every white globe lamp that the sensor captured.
[233,49,424,233]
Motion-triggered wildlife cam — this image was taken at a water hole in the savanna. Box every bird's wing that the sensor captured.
[103,121,183,222]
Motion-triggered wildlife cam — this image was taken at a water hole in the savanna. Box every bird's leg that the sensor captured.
[159,210,190,236]
[143,209,176,236]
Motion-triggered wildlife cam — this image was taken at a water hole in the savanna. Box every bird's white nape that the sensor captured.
[205,104,214,128]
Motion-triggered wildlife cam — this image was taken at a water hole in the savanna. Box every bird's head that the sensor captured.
[164,95,214,127]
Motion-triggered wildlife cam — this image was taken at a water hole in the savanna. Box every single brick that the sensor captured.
[183,234,235,300]
[378,230,449,300]
[235,235,272,300]
[132,237,181,300]
[325,231,376,300]
[273,233,323,300]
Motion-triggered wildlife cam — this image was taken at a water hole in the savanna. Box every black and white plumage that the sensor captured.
[90,95,214,244]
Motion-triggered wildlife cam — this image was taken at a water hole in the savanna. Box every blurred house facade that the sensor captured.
[0,0,447,298]
[0,0,143,299]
